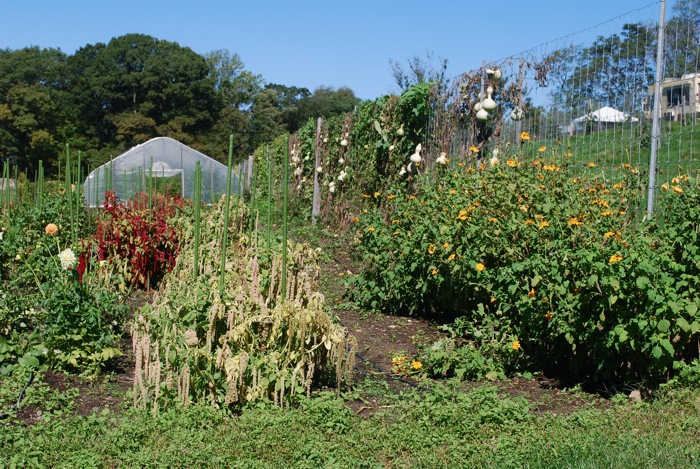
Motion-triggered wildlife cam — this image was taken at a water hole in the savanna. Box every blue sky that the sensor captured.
[0,1,672,101]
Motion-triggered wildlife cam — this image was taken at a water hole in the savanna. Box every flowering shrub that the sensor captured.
[83,191,186,289]
[346,154,700,385]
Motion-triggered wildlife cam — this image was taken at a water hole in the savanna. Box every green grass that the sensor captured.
[2,375,699,468]
[522,120,698,186]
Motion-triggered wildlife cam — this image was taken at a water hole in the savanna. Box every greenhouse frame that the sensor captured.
[83,137,240,207]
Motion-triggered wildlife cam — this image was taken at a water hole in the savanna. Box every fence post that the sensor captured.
[647,0,666,219]
[312,117,322,223]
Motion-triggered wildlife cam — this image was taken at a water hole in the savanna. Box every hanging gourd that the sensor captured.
[510,106,524,121]
[476,107,490,122]
[482,86,497,112]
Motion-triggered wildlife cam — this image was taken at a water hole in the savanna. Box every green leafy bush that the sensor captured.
[346,152,700,385]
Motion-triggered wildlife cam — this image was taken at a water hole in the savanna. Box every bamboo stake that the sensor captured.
[219,135,234,298]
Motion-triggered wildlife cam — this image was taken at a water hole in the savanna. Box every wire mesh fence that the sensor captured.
[423,0,698,216]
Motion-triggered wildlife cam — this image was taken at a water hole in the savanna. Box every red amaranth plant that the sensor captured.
[81,191,186,289]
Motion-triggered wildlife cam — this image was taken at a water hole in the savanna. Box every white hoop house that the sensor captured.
[83,137,240,207]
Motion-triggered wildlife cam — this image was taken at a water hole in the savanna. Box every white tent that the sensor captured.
[570,106,639,135]
[83,137,240,207]
[573,106,639,124]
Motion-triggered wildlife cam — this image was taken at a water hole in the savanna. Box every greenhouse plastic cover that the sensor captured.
[83,137,240,207]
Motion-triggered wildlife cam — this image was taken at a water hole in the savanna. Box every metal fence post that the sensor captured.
[647,0,666,219]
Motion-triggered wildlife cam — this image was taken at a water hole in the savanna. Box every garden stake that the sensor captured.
[266,146,272,249]
[65,144,76,247]
[219,134,234,298]
[281,137,289,303]
[193,161,202,279]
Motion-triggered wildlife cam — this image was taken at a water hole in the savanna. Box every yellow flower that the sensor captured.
[457,210,469,221]
[475,263,485,272]
[609,254,623,264]
[564,152,573,157]
[537,220,550,230]
[512,340,521,351]
[528,288,536,298]
[567,217,583,227]
[44,223,58,236]
[469,145,480,153]
[587,162,597,168]
[392,355,407,366]
[367,227,375,232]
[545,311,553,321]
[449,189,456,195]
[525,219,535,227]
[538,146,547,152]
[672,177,680,184]
[542,164,559,172]
[519,131,530,141]
[428,244,436,254]
[443,242,449,250]
[362,194,371,199]
[604,231,615,238]
[352,217,359,223]
[661,183,670,191]
[411,360,423,370]
[448,253,456,261]
[673,186,683,194]
[392,219,401,224]
[507,159,517,167]
[489,217,498,223]
[387,194,396,200]
[431,268,438,275]
[490,297,497,304]
[374,191,381,197]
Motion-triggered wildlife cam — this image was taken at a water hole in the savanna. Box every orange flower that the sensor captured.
[528,288,536,298]
[609,254,623,264]
[545,311,553,321]
[45,223,58,236]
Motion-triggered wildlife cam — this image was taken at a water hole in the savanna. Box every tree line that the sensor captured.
[0,33,361,174]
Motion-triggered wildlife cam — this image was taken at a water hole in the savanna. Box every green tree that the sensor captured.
[264,83,310,133]
[0,47,68,172]
[563,23,656,112]
[297,86,360,122]
[203,49,263,161]
[66,34,219,160]
[664,0,700,77]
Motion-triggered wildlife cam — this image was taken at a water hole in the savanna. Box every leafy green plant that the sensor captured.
[345,151,700,386]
